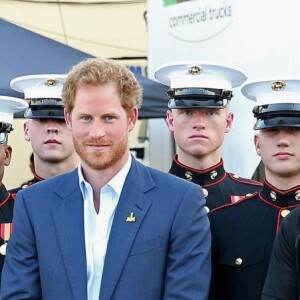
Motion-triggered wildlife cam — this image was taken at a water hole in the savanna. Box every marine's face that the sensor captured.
[166,107,233,160]
[255,127,300,178]
[24,118,76,163]
[64,83,138,171]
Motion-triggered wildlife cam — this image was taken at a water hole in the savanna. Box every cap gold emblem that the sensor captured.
[271,80,286,91]
[210,170,217,180]
[270,191,277,201]
[185,171,193,181]
[44,79,58,87]
[188,65,202,75]
[295,190,300,201]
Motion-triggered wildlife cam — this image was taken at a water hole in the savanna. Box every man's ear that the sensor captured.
[166,110,175,133]
[64,110,72,130]
[254,133,261,156]
[4,145,12,167]
[128,107,139,132]
[225,112,234,133]
[23,121,30,142]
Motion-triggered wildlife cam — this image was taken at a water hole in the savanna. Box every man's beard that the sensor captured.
[73,135,128,170]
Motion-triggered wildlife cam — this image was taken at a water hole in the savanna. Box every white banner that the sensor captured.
[148,0,300,178]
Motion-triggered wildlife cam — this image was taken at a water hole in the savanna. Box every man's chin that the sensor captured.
[84,159,112,171]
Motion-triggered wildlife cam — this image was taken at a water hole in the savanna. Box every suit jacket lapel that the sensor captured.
[52,171,87,300]
[100,159,154,300]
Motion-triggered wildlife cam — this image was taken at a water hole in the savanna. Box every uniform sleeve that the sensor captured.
[0,190,42,299]
[163,184,212,300]
[262,210,300,300]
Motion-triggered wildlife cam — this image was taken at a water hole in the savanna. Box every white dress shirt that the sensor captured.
[78,155,132,300]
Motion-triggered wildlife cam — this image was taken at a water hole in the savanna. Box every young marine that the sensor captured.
[154,61,262,211]
[9,74,79,194]
[262,202,300,299]
[0,96,28,285]
[209,78,300,300]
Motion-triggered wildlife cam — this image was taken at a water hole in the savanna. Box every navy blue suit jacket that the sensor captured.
[1,158,211,300]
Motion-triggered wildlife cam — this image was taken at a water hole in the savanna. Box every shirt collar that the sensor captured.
[78,155,132,197]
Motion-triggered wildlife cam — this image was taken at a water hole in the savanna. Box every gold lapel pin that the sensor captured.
[126,212,136,222]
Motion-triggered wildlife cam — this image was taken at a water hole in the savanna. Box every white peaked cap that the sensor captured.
[154,61,247,90]
[242,78,300,105]
[10,74,67,99]
[0,96,28,125]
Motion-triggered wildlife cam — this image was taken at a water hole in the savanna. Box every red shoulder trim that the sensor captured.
[228,173,263,186]
[211,192,258,213]
[0,193,12,207]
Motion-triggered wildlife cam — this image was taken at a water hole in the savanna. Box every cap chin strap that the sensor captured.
[254,116,300,130]
[253,103,300,129]
[167,87,232,109]
[24,107,65,119]
[0,133,8,144]
[0,122,13,133]
[253,103,300,118]
[26,98,63,106]
[168,98,229,109]
[167,87,233,100]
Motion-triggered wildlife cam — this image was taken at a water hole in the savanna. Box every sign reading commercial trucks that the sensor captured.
[164,0,233,42]
[147,0,300,178]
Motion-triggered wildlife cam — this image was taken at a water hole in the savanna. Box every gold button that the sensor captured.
[281,209,290,218]
[204,206,210,213]
[202,188,208,197]
[233,174,239,179]
[235,258,243,266]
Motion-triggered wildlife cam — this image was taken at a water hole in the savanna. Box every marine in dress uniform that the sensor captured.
[0,96,28,284]
[155,62,262,210]
[262,206,300,300]
[209,79,300,300]
[169,157,261,210]
[8,74,77,195]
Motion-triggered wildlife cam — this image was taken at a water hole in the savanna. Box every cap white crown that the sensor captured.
[0,96,28,125]
[154,61,247,90]
[242,79,300,105]
[10,74,67,99]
